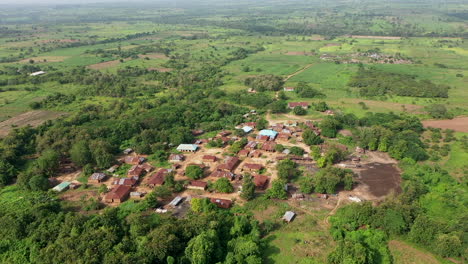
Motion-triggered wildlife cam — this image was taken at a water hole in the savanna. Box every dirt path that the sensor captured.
[388,240,441,264]
[422,116,468,133]
[284,64,313,82]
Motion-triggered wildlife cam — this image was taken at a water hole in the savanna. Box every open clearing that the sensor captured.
[348,35,402,40]
[87,60,122,70]
[138,53,167,59]
[20,56,69,63]
[0,110,66,137]
[422,117,468,132]
[357,162,401,197]
[389,240,441,264]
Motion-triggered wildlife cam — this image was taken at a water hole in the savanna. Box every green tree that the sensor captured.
[186,165,204,180]
[289,146,304,156]
[70,141,93,167]
[299,174,314,194]
[213,178,234,193]
[185,230,222,264]
[241,175,256,200]
[266,179,287,199]
[293,106,307,115]
[0,160,16,187]
[276,159,300,181]
[256,118,269,130]
[303,129,323,145]
[29,175,50,191]
[92,141,114,169]
[36,149,60,177]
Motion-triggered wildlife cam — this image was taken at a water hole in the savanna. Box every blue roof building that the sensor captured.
[259,129,278,139]
[52,181,71,192]
[177,144,199,152]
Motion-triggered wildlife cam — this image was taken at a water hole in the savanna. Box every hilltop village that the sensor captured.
[51,107,399,216]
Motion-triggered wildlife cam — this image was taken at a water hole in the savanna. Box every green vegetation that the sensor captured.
[0,0,467,263]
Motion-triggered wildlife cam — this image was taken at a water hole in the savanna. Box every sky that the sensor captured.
[0,0,130,4]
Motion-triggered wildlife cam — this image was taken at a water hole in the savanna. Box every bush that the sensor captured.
[213,178,234,193]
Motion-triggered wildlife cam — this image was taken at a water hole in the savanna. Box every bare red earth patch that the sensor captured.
[422,117,468,132]
[358,163,401,197]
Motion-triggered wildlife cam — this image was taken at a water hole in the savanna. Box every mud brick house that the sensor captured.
[210,170,235,180]
[112,177,137,187]
[217,156,239,172]
[242,163,263,173]
[288,102,309,109]
[253,174,269,190]
[187,180,207,191]
[210,198,233,209]
[147,169,171,188]
[202,155,217,162]
[88,173,107,184]
[104,185,132,204]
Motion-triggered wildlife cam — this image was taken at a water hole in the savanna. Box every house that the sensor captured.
[243,163,263,172]
[30,71,46,76]
[124,156,145,165]
[141,163,155,173]
[187,180,207,190]
[130,191,145,198]
[112,177,137,187]
[192,129,205,136]
[256,135,270,142]
[104,185,132,204]
[219,131,231,137]
[128,165,145,179]
[283,87,295,92]
[258,129,278,140]
[242,126,253,133]
[210,198,232,209]
[244,122,257,128]
[194,139,209,145]
[123,148,133,155]
[52,181,71,192]
[262,141,277,152]
[167,196,184,208]
[244,141,257,150]
[169,154,185,162]
[69,183,80,190]
[217,156,239,172]
[238,149,250,158]
[325,110,335,116]
[107,165,119,174]
[251,150,263,158]
[288,102,309,109]
[202,155,217,162]
[210,170,235,180]
[147,169,171,187]
[277,133,291,141]
[89,173,107,184]
[253,174,269,189]
[282,211,296,223]
[177,144,199,152]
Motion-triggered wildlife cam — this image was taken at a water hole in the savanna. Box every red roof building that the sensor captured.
[112,177,137,187]
[217,156,239,172]
[188,180,207,190]
[169,154,185,162]
[238,149,250,158]
[253,174,269,190]
[124,156,145,165]
[251,150,263,158]
[210,170,235,180]
[262,141,277,152]
[256,135,270,142]
[288,102,309,109]
[141,163,155,173]
[202,155,217,162]
[245,141,257,150]
[243,163,263,172]
[210,198,233,209]
[128,165,145,178]
[147,169,171,187]
[104,185,132,204]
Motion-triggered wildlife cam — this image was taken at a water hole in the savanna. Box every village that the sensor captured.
[50,104,401,222]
